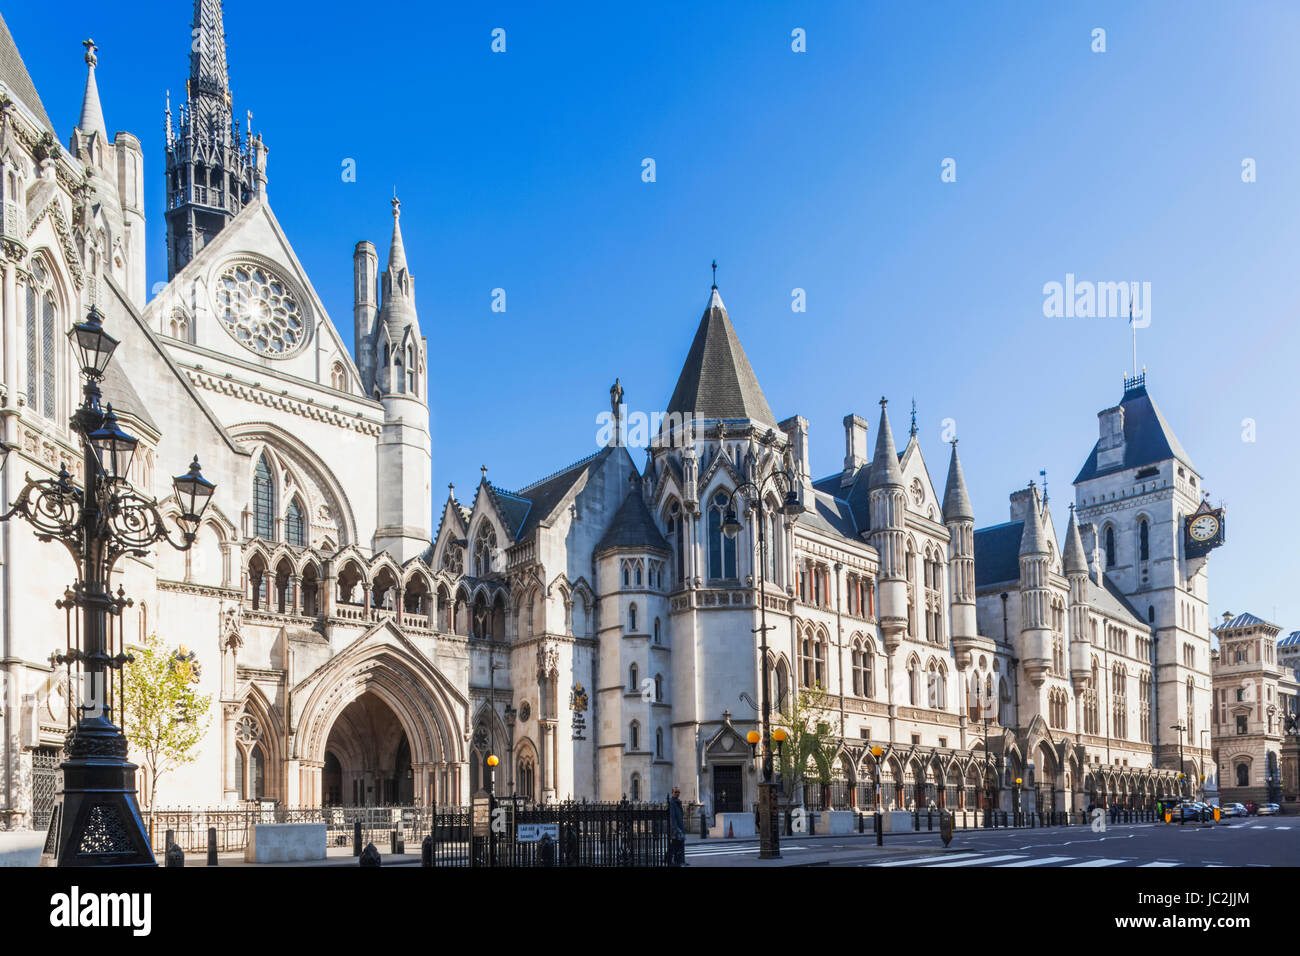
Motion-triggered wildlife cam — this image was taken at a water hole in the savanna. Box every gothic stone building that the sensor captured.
[0,4,1213,828]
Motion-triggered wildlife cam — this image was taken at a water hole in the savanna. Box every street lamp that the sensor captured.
[1170,723,1186,798]
[718,434,804,860]
[0,306,216,867]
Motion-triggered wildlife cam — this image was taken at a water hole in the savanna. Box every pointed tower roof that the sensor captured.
[388,195,408,275]
[869,399,904,489]
[189,0,231,102]
[77,39,106,140]
[595,486,670,555]
[1019,484,1049,556]
[1063,505,1088,575]
[663,284,776,428]
[0,13,54,133]
[1075,379,1196,483]
[942,440,973,521]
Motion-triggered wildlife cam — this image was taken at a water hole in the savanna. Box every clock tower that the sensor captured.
[1073,372,1218,786]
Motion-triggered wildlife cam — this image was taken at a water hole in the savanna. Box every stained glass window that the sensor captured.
[286,498,306,547]
[253,455,275,539]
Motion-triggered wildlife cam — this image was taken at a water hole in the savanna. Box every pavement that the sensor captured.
[678,817,1300,867]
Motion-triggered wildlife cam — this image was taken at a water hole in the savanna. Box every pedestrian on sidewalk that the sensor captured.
[669,787,687,866]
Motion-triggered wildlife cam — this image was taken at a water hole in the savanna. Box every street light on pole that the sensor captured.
[720,433,804,860]
[1170,723,1186,798]
[1,305,217,867]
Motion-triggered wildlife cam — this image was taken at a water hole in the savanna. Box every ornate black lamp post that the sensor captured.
[0,306,216,867]
[720,435,803,860]
[1170,722,1186,798]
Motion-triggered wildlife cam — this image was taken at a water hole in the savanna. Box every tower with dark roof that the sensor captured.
[1074,375,1214,786]
[164,0,263,278]
[869,399,908,651]
[1018,483,1052,688]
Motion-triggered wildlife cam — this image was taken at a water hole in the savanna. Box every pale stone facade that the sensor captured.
[1210,613,1299,807]
[0,3,1221,829]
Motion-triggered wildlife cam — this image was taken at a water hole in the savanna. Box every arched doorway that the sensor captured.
[323,692,415,806]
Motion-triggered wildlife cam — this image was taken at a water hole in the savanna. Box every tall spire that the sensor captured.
[942,440,973,521]
[189,0,231,124]
[388,194,408,275]
[868,397,904,489]
[165,0,255,278]
[78,39,106,140]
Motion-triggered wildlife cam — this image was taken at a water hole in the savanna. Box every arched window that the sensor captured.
[517,755,535,801]
[1105,526,1116,568]
[253,455,276,540]
[629,663,638,692]
[653,618,661,644]
[406,345,416,393]
[285,498,306,547]
[654,673,663,702]
[667,501,684,585]
[628,603,638,632]
[24,262,58,420]
[908,660,919,706]
[1236,763,1248,787]
[630,721,640,751]
[631,774,642,801]
[707,492,737,580]
[655,727,663,759]
[330,362,346,391]
[473,524,497,577]
[1139,519,1149,561]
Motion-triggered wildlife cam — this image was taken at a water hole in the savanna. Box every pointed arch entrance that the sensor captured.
[293,623,467,807]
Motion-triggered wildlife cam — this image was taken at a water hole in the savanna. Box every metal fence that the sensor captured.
[143,805,436,855]
[143,799,672,867]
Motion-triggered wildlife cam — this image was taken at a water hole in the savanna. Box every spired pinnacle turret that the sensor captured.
[77,39,106,141]
[164,0,262,278]
[942,440,973,522]
[869,398,904,490]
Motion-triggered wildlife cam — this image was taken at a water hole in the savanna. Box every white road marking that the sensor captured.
[997,856,1075,867]
[871,852,986,867]
[922,853,1028,867]
[1138,861,1179,867]
[1065,858,1127,867]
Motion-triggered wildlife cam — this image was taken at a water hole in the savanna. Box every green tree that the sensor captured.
[774,683,841,806]
[120,632,211,811]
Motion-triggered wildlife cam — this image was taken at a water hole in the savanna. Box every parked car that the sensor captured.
[1222,803,1248,818]
[1257,803,1281,816]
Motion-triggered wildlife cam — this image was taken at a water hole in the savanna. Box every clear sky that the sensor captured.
[9,0,1300,631]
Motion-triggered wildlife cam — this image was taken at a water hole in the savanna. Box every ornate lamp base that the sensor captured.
[40,717,156,867]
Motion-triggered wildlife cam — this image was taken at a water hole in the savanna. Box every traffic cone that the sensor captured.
[727,821,734,838]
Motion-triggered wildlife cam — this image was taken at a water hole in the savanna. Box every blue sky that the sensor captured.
[9,0,1300,629]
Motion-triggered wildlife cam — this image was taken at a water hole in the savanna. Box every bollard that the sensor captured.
[874,811,883,846]
[700,810,708,840]
[927,809,933,831]
[207,827,218,866]
[354,820,362,856]
[166,828,175,852]
[359,842,381,866]
[165,842,184,868]
[421,834,433,867]
[809,811,816,836]
[858,812,864,834]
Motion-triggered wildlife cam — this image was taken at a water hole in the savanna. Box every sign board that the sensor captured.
[472,795,491,838]
[517,823,559,843]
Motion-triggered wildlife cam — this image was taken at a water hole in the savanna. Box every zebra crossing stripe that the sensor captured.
[1138,861,1179,867]
[997,856,1076,867]
[1065,858,1126,867]
[871,852,986,867]
[921,853,1028,867]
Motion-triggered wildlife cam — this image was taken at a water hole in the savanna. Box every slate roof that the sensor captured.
[663,288,776,428]
[1212,612,1279,633]
[1279,631,1300,648]
[797,488,862,539]
[101,359,159,433]
[509,446,615,540]
[812,468,873,536]
[0,14,54,133]
[1096,575,1148,630]
[942,443,973,521]
[1075,384,1196,483]
[974,521,1024,587]
[595,489,670,554]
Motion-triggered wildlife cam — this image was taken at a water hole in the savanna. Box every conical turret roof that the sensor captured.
[78,42,106,140]
[663,286,776,428]
[1019,485,1049,556]
[869,400,904,489]
[942,441,973,521]
[1063,507,1088,575]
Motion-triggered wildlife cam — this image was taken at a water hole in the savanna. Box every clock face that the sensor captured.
[1189,513,1219,542]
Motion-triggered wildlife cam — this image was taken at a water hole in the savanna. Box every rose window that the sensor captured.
[213,262,308,357]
